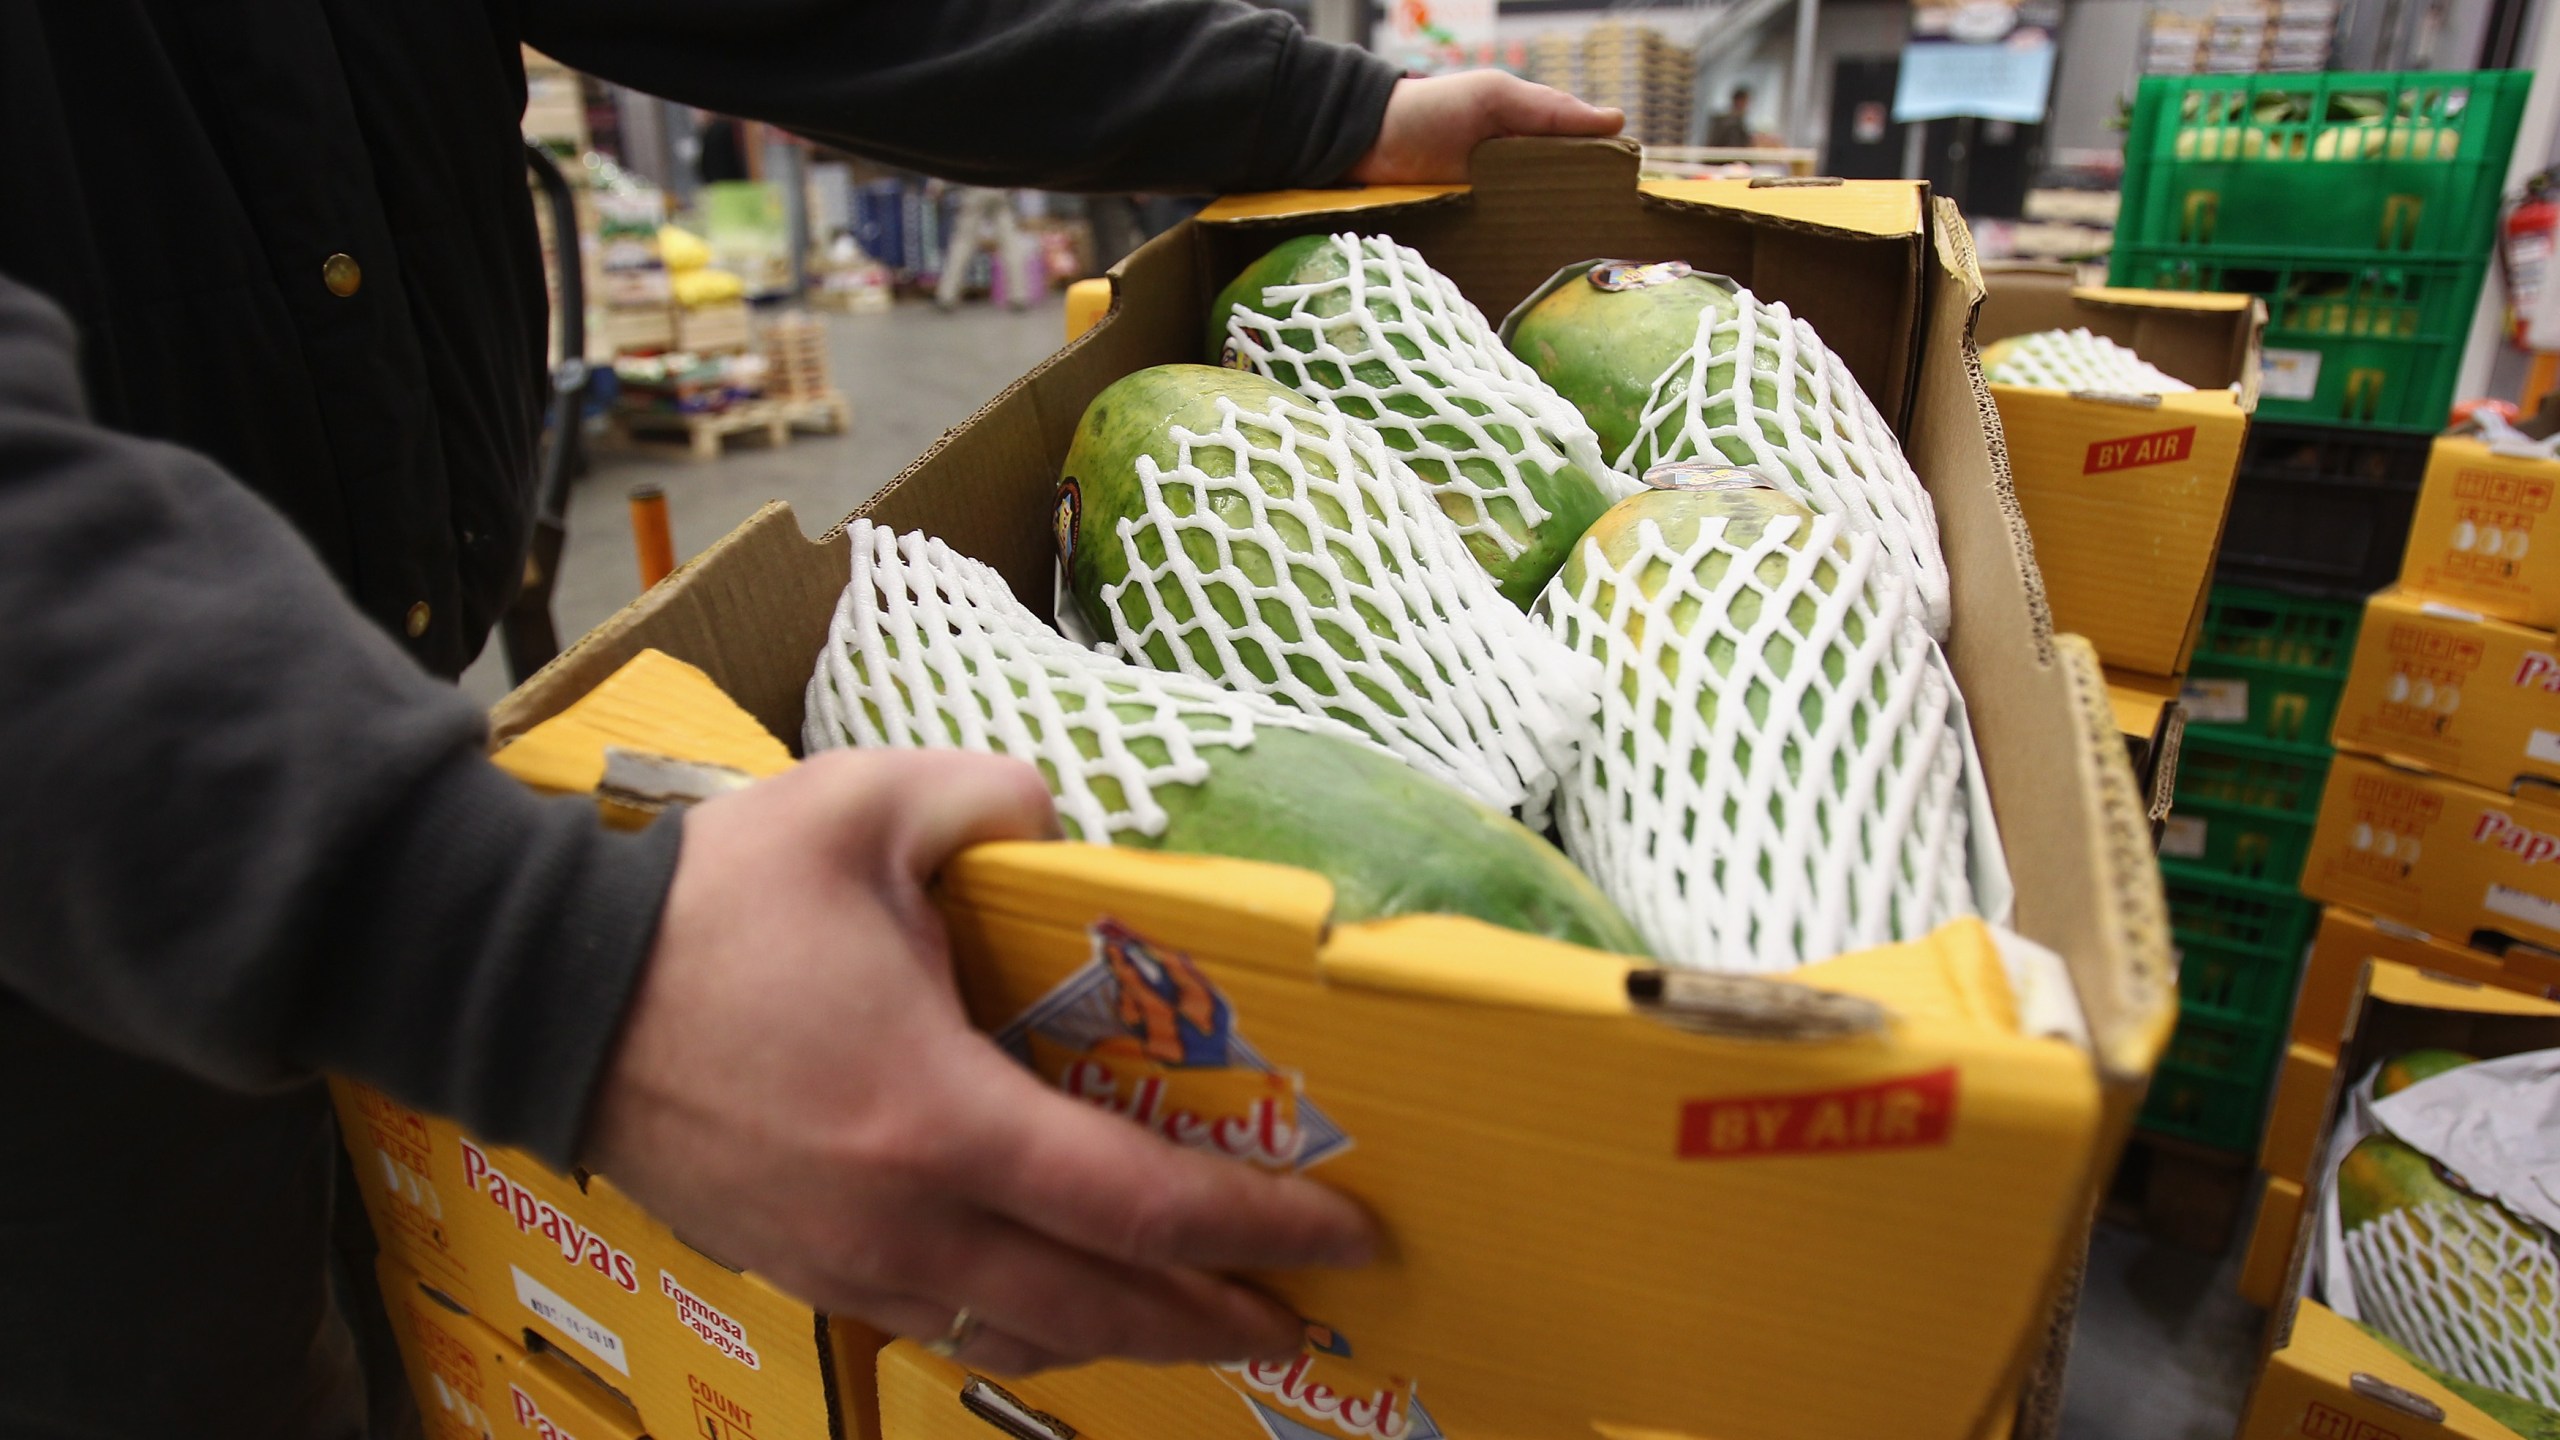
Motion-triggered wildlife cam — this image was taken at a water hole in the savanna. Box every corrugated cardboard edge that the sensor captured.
[1934,201,2057,672]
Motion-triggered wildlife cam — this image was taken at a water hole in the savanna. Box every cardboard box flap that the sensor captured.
[1923,198,2177,1082]
[1975,263,2264,395]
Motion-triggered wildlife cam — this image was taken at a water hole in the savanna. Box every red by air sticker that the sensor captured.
[1679,1068,1959,1159]
[2084,426,2196,474]
[995,920,1348,1170]
[1218,1321,1444,1440]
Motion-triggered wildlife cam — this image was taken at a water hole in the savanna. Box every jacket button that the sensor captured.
[404,601,431,637]
[323,253,362,297]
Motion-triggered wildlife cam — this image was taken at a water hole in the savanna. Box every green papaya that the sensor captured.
[1505,260,1952,640]
[1543,463,1995,972]
[2338,1132,2560,1411]
[2354,1324,2560,1440]
[2377,1047,2479,1097]
[1209,233,1619,607]
[805,520,1644,954]
[1058,363,1597,816]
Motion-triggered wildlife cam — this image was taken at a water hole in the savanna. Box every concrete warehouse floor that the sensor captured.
[461,301,2265,1438]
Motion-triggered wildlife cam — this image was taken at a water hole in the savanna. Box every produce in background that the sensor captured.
[1211,232,1625,606]
[1505,260,1951,640]
[2337,1050,2560,1413]
[1058,364,1599,817]
[1542,464,1996,973]
[804,521,1645,953]
[1980,328,2197,395]
[2170,89,2462,160]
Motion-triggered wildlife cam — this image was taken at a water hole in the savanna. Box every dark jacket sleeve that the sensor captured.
[521,0,1403,193]
[0,274,675,1170]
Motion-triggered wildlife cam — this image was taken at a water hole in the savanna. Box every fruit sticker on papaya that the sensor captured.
[993,919,1350,1171]
[1216,1321,1445,1440]
[1052,478,1081,573]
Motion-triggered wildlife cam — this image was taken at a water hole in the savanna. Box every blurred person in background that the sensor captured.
[0,3,1620,1438]
[936,186,1035,311]
[1706,84,1757,147]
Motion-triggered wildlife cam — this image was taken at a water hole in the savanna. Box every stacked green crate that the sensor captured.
[2147,585,2363,1149]
[2108,70,2528,432]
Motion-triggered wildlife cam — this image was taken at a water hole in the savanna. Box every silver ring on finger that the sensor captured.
[926,1304,980,1358]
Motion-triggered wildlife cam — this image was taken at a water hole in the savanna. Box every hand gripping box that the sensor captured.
[2303,752,2560,952]
[2331,586,2560,795]
[2234,958,2560,1440]
[482,140,2175,1440]
[1975,262,2265,677]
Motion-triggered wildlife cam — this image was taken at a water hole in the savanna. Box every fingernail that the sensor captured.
[1325,1230,1377,1268]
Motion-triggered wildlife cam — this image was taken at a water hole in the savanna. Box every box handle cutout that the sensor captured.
[1627,969,1888,1039]
[959,1376,1079,1440]
[2348,1371,2446,1422]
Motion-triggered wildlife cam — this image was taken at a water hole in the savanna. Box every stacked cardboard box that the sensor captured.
[1576,23,1696,149]
[2222,416,2560,1438]
[2146,0,2333,73]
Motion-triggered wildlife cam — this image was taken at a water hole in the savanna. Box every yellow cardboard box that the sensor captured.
[335,1077,882,1440]
[475,142,2174,1440]
[333,1078,498,1317]
[2110,668,2188,826]
[2303,753,2560,952]
[1977,264,2264,676]
[2239,1175,2307,1310]
[2260,1042,2340,1185]
[379,1253,647,1440]
[2332,586,2560,794]
[2235,959,2560,1440]
[2287,906,2560,1061]
[2400,434,2560,630]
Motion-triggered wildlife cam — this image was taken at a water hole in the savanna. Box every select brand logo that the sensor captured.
[2474,810,2560,866]
[458,1140,639,1293]
[2083,426,2196,475]
[1679,1068,1958,1160]
[2298,1400,2400,1440]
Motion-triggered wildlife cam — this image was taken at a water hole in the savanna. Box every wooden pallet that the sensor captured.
[2102,1128,2257,1255]
[609,401,792,461]
[774,389,852,436]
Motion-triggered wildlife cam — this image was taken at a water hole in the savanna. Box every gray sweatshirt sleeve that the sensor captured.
[0,274,675,1171]
[522,0,1404,193]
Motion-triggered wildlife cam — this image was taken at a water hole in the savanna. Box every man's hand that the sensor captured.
[1348,71,1625,186]
[585,749,1376,1375]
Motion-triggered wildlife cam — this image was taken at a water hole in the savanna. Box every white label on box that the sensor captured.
[2183,676,2251,724]
[2529,730,2560,766]
[2160,814,2209,859]
[512,1265,630,1376]
[2484,883,2560,937]
[2260,347,2324,402]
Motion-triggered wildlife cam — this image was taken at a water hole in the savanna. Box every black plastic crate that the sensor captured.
[2214,420,2436,600]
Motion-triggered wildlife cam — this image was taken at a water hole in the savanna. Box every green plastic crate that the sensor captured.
[2173,930,2310,1030]
[2111,248,2486,430]
[2160,859,2323,957]
[2183,586,2364,743]
[2116,71,2530,263]
[2140,1009,2287,1151]
[2172,729,2335,814]
[2161,795,2318,885]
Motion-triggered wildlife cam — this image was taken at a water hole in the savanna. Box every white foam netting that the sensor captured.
[1986,328,2196,395]
[1222,232,1640,572]
[1620,286,1953,641]
[2344,1198,2560,1409]
[806,522,1378,842]
[1098,392,1600,818]
[1544,508,1992,972]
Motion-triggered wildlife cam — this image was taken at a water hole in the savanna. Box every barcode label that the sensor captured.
[2528,730,2560,766]
[2160,815,2209,859]
[2260,347,2323,402]
[2484,883,2560,937]
[2183,677,2250,724]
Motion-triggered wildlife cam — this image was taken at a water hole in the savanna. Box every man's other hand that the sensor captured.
[585,749,1378,1375]
[1348,71,1625,185]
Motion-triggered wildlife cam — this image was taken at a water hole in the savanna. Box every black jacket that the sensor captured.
[0,4,1395,1435]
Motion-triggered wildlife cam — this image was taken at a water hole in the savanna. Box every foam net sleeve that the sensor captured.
[1987,328,2197,395]
[1100,393,1601,818]
[2345,1199,2560,1409]
[805,521,1378,843]
[1545,512,1987,972]
[1623,288,1953,641]
[1224,231,1641,556]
